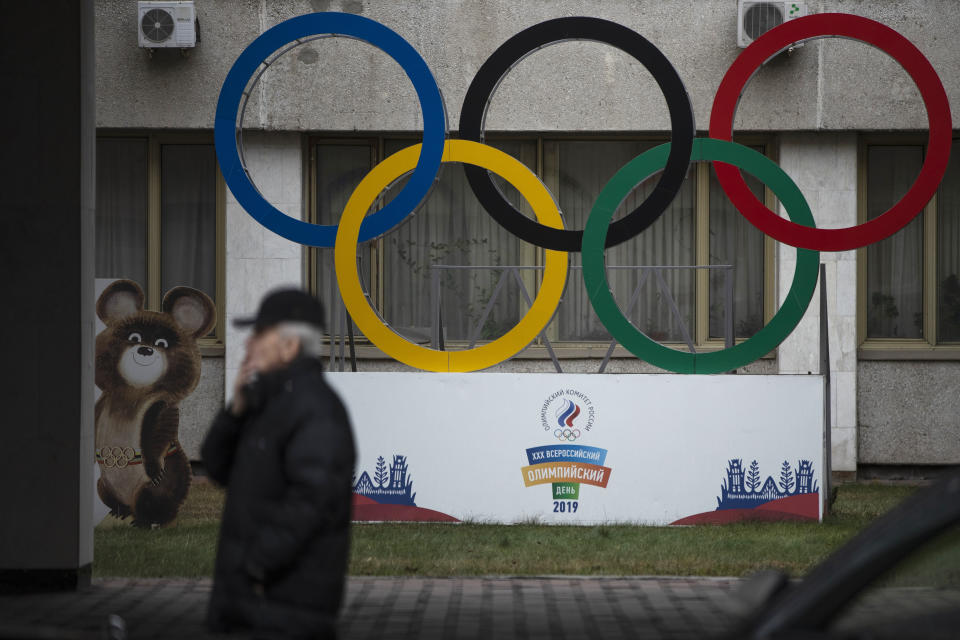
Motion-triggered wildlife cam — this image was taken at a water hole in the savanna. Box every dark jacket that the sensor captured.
[202,357,355,639]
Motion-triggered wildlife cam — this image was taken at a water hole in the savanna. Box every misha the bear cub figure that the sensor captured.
[95,279,216,527]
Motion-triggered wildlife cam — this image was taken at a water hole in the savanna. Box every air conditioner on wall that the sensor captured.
[737,1,807,48]
[138,1,197,49]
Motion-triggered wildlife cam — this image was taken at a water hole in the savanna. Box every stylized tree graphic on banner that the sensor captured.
[779,460,795,494]
[374,456,388,488]
[746,460,761,492]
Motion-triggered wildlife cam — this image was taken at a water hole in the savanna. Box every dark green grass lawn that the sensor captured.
[93,482,920,578]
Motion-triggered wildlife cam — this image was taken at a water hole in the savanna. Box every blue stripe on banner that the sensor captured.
[557,400,575,427]
[526,445,607,466]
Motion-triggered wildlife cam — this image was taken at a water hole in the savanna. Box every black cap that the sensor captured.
[233,289,326,332]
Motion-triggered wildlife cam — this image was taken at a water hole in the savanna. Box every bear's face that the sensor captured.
[95,280,216,400]
[100,313,183,389]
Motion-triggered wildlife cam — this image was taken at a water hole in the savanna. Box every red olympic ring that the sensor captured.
[709,13,952,252]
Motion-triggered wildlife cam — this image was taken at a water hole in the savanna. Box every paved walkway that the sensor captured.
[4,577,958,639]
[0,576,744,639]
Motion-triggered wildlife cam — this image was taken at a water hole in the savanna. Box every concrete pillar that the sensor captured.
[776,133,859,474]
[224,133,304,400]
[0,0,95,590]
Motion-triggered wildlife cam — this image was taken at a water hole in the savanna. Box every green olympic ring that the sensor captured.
[582,138,820,374]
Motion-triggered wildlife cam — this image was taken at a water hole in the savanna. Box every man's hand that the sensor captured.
[230,358,258,416]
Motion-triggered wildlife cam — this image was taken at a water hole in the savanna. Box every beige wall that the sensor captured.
[97,0,959,133]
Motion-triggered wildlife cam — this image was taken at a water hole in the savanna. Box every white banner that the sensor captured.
[328,373,825,525]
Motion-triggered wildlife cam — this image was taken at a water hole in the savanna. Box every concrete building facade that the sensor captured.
[93,0,960,478]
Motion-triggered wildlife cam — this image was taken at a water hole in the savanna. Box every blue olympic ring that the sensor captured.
[214,12,447,247]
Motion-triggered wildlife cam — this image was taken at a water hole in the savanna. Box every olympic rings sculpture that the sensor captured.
[215,12,952,374]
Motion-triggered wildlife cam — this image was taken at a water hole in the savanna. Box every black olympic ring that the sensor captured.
[458,17,696,252]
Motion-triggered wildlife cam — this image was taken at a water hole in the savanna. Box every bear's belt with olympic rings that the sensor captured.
[96,443,180,469]
[216,12,951,374]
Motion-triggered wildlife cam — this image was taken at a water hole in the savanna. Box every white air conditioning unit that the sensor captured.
[138,1,197,49]
[737,1,807,48]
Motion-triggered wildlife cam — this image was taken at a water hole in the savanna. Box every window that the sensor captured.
[859,138,960,354]
[309,135,774,354]
[544,139,695,343]
[95,134,225,351]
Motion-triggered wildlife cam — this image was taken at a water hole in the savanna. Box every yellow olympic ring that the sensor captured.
[335,140,568,372]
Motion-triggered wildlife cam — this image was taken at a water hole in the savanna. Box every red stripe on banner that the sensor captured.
[352,500,459,523]
[566,404,580,427]
[669,493,819,525]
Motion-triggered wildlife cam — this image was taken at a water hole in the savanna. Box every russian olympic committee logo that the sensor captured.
[524,389,610,514]
[540,389,595,442]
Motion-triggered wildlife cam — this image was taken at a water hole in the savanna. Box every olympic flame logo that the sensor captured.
[554,399,582,441]
[217,12,951,375]
[556,399,580,429]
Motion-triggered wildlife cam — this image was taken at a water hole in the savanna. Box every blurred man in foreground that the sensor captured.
[203,289,355,640]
